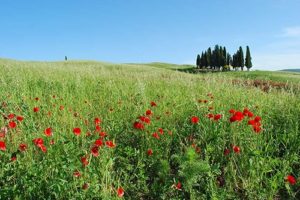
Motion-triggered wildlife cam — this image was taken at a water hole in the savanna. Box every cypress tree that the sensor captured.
[214,45,220,70]
[239,46,245,71]
[196,54,201,68]
[207,48,211,68]
[226,53,231,66]
[200,52,205,69]
[245,46,252,71]
[211,49,216,69]
[232,53,237,70]
[203,51,208,68]
[219,46,223,68]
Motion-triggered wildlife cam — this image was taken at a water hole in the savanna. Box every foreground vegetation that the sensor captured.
[0,59,300,199]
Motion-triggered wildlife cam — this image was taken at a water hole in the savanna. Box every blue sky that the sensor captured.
[0,0,300,70]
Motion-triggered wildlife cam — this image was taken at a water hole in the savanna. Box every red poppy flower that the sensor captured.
[59,105,64,110]
[133,121,144,130]
[0,141,6,151]
[99,131,107,137]
[147,149,153,156]
[191,116,199,124]
[8,121,17,129]
[95,125,101,132]
[253,125,262,133]
[44,127,53,137]
[73,127,81,136]
[81,156,89,167]
[91,145,99,157]
[34,97,39,101]
[254,116,261,122]
[285,175,297,185]
[106,141,116,148]
[33,138,44,146]
[224,148,230,156]
[152,132,159,139]
[19,143,27,151]
[73,170,81,178]
[11,155,17,162]
[229,109,235,114]
[233,146,240,153]
[39,144,47,153]
[82,183,89,190]
[33,107,39,112]
[214,114,222,121]
[117,187,124,197]
[243,108,249,114]
[146,109,152,116]
[16,116,24,122]
[175,181,182,190]
[230,111,244,122]
[248,120,255,125]
[207,113,214,119]
[139,116,150,124]
[94,139,103,147]
[150,101,157,107]
[8,113,15,119]
[158,128,164,135]
[243,108,254,118]
[94,117,101,125]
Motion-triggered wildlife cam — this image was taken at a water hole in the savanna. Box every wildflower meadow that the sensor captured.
[0,59,300,199]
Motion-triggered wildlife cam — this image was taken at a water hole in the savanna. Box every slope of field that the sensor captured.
[225,70,300,84]
[280,69,300,73]
[0,59,300,199]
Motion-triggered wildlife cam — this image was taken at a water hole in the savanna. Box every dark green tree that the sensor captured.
[232,53,237,70]
[245,46,252,71]
[207,47,212,68]
[200,52,205,69]
[226,53,232,66]
[222,47,227,67]
[211,49,216,69]
[196,54,201,68]
[214,45,220,70]
[203,52,208,68]
[239,46,245,71]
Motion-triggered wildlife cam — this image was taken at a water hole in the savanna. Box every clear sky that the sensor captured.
[1,0,300,70]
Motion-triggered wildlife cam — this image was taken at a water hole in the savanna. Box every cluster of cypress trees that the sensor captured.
[196,45,252,71]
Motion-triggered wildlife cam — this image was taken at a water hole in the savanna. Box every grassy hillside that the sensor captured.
[0,59,300,199]
[280,69,300,73]
[225,70,300,84]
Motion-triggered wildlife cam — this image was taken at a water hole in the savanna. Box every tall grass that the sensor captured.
[0,60,299,199]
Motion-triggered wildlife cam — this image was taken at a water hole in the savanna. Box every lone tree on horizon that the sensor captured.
[245,46,252,71]
[196,54,201,68]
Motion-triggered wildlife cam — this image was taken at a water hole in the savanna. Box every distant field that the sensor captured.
[0,59,300,199]
[224,70,300,84]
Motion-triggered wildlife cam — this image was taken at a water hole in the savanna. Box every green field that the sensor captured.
[0,59,300,199]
